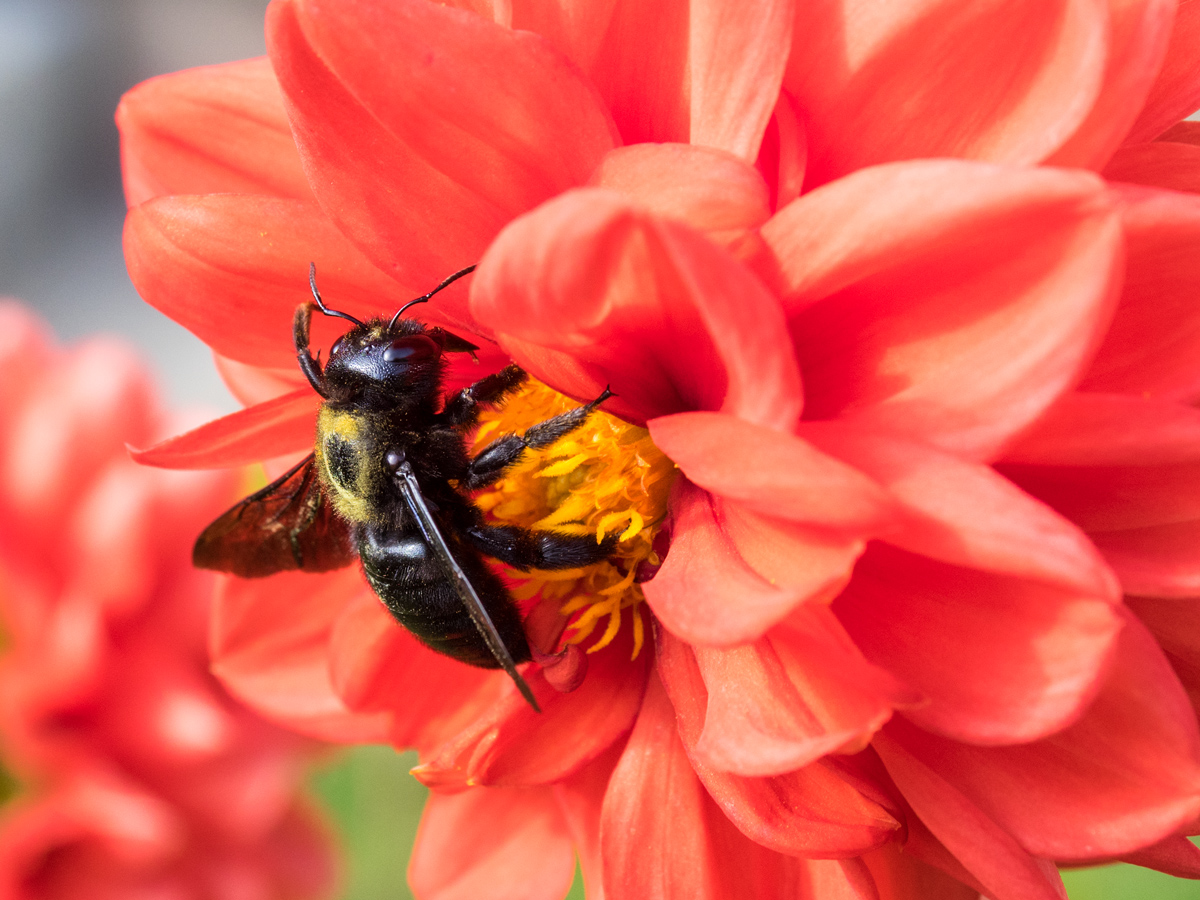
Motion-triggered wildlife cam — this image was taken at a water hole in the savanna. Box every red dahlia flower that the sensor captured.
[119,0,1200,897]
[0,304,336,900]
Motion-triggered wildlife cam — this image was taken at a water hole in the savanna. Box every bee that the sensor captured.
[194,264,616,711]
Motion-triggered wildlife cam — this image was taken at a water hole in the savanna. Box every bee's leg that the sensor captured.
[440,364,527,427]
[463,386,614,490]
[293,302,328,398]
[466,523,616,571]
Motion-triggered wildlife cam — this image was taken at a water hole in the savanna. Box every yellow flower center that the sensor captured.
[469,379,676,659]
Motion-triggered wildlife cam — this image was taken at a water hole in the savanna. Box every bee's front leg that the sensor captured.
[463,386,613,490]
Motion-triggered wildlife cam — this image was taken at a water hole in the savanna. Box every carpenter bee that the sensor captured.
[194,264,616,711]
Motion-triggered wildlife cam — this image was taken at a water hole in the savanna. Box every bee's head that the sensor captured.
[320,318,477,409]
[297,264,481,409]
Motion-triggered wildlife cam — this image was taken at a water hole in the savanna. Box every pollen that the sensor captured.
[470,379,676,659]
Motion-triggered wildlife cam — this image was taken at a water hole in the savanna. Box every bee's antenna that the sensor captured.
[388,264,477,330]
[309,263,364,326]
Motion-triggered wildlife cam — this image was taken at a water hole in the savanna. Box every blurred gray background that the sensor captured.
[0,0,270,415]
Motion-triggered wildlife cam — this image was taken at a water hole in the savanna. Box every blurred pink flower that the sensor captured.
[0,303,336,900]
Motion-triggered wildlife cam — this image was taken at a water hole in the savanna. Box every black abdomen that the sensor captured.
[356,521,531,667]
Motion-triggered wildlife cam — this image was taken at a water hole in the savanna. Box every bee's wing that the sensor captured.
[393,461,541,712]
[194,455,357,577]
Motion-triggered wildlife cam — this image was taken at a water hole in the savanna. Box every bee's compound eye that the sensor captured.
[330,336,347,357]
[383,334,437,363]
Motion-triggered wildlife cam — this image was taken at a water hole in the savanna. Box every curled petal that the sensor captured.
[884,611,1200,859]
[1118,835,1200,878]
[861,842,980,900]
[650,412,893,530]
[1091,520,1200,597]
[686,0,794,161]
[412,627,649,789]
[210,569,392,742]
[834,544,1121,745]
[131,389,318,469]
[874,731,1068,900]
[410,787,575,900]
[1047,0,1176,168]
[1080,185,1200,401]
[689,603,911,777]
[1126,594,1200,700]
[761,160,1122,459]
[117,57,312,207]
[327,592,490,753]
[1103,140,1200,193]
[645,480,862,647]
[657,627,901,858]
[1126,0,1200,142]
[589,143,771,243]
[472,188,802,429]
[783,0,1108,185]
[755,89,807,213]
[601,672,815,900]
[267,0,617,288]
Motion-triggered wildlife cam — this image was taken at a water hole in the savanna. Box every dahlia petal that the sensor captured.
[472,188,803,429]
[861,842,981,900]
[588,143,771,241]
[716,499,866,601]
[586,0,690,146]
[649,412,892,530]
[116,58,311,207]
[1103,140,1200,192]
[873,731,1068,900]
[1090,520,1200,596]
[601,672,810,900]
[554,744,623,900]
[1157,120,1200,144]
[327,591,489,752]
[1126,594,1200,699]
[267,0,617,288]
[210,569,392,742]
[755,89,807,212]
[123,194,420,370]
[1126,0,1200,142]
[1080,185,1200,400]
[213,354,307,407]
[410,787,575,900]
[886,612,1200,858]
[686,0,793,161]
[688,604,907,777]
[1047,0,1176,168]
[1118,835,1200,877]
[509,0,620,72]
[412,627,649,789]
[1002,392,1200,466]
[656,627,902,857]
[761,160,1122,459]
[834,544,1121,745]
[130,389,318,469]
[783,0,1108,185]
[801,420,1118,598]
[645,480,857,647]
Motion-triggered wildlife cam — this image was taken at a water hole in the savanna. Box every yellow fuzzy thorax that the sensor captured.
[314,406,375,524]
[470,379,676,659]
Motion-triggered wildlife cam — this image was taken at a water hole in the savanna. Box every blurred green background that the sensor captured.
[310,746,585,900]
[311,746,1200,900]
